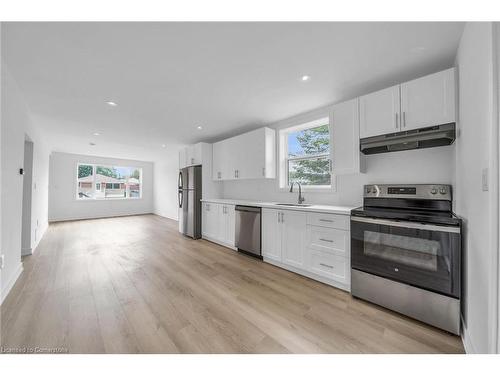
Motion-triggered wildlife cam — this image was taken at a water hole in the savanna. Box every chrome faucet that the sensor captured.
[289,182,305,204]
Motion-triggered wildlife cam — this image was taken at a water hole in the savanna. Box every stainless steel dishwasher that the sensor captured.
[235,205,262,259]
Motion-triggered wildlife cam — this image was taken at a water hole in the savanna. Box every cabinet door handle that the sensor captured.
[319,263,334,269]
[319,219,333,223]
[262,167,265,176]
[319,238,334,243]
[403,111,406,128]
[281,212,284,223]
[395,112,399,129]
[277,212,280,223]
[191,158,195,164]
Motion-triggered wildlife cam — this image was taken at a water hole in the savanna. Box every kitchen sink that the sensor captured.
[274,203,312,207]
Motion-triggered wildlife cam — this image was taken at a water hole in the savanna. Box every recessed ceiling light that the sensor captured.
[93,132,100,136]
[89,142,96,146]
[197,126,203,130]
[301,75,311,82]
[106,101,118,107]
[161,144,166,148]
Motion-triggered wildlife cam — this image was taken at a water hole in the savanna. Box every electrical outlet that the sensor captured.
[0,254,4,269]
[482,168,489,192]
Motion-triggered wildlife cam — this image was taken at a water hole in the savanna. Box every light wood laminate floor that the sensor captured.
[0,215,464,354]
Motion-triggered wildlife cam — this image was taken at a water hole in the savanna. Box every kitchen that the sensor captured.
[179,66,461,332]
[0,16,498,370]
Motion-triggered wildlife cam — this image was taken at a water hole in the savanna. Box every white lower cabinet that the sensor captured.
[262,208,351,291]
[217,204,235,247]
[202,202,218,239]
[281,211,307,268]
[202,202,235,249]
[262,209,281,261]
[308,250,348,281]
[262,209,306,266]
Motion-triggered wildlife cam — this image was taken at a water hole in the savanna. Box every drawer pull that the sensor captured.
[319,238,334,243]
[319,263,334,269]
[319,219,334,223]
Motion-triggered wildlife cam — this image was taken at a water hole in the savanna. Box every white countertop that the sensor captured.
[201,198,355,215]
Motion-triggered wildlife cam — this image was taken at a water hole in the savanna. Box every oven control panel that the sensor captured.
[364,184,452,200]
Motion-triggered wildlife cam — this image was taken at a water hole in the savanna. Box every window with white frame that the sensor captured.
[77,163,142,200]
[280,117,332,189]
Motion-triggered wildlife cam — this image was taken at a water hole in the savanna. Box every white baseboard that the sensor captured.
[154,212,178,221]
[21,247,32,256]
[202,235,237,251]
[49,211,154,223]
[1,262,23,305]
[461,317,476,354]
[20,221,48,257]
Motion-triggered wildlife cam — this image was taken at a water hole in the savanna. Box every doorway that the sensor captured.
[21,136,34,256]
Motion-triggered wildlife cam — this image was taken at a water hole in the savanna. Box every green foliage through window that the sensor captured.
[286,123,331,186]
[78,164,93,178]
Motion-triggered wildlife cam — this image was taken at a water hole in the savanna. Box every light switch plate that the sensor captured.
[482,168,489,191]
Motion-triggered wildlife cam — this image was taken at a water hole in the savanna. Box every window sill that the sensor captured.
[75,197,143,202]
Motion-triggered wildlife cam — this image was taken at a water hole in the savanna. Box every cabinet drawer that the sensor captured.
[308,250,348,282]
[306,212,349,230]
[307,226,348,255]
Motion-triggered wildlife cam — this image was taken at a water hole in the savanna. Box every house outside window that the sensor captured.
[279,116,333,190]
[77,163,142,200]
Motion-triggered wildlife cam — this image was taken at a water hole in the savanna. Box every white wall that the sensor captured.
[48,152,154,222]
[454,22,498,354]
[1,62,50,303]
[154,148,180,220]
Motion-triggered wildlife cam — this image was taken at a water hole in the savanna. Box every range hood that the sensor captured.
[360,123,456,155]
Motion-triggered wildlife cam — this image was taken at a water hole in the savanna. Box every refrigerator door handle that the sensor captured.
[178,171,183,190]
[178,190,183,208]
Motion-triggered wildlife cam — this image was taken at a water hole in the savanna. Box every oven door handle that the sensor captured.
[351,216,461,234]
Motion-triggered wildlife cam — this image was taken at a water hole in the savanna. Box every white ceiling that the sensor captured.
[2,22,465,161]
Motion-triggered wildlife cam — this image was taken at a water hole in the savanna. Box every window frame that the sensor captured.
[76,162,143,201]
[278,114,336,193]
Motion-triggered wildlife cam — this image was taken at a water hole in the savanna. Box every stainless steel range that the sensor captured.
[350,184,462,335]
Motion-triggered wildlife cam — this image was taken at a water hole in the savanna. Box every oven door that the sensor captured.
[351,216,461,298]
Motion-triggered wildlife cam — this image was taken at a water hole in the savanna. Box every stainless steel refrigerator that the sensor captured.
[178,165,202,239]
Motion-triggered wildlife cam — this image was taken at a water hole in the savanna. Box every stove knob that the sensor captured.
[439,187,447,195]
[366,186,372,194]
[431,187,438,195]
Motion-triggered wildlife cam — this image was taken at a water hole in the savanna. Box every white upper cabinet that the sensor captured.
[359,85,401,138]
[331,98,361,175]
[212,139,230,180]
[179,143,204,169]
[212,127,276,181]
[359,68,457,139]
[400,67,456,131]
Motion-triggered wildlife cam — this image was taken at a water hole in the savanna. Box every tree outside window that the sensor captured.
[285,121,331,187]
